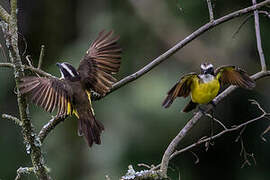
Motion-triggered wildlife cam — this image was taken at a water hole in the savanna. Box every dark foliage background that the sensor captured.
[0,0,270,179]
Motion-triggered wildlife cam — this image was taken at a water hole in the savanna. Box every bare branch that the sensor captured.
[38,116,67,143]
[0,0,51,178]
[261,124,270,141]
[104,0,270,99]
[253,0,267,71]
[239,137,256,168]
[206,0,214,21]
[2,113,22,126]
[26,55,34,67]
[189,150,200,164]
[15,167,35,180]
[0,62,56,78]
[0,5,10,23]
[38,45,45,69]
[232,14,253,38]
[159,71,270,177]
[137,163,152,169]
[258,10,270,18]
[205,113,228,130]
[151,98,270,172]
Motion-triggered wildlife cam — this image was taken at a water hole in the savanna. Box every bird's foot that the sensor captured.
[198,106,207,115]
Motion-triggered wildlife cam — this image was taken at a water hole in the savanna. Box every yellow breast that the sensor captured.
[190,77,220,104]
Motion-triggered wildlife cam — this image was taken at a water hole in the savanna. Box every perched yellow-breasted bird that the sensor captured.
[162,63,255,112]
[19,30,121,147]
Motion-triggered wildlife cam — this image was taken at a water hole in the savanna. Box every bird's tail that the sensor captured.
[77,109,104,147]
[182,100,197,112]
[162,83,180,108]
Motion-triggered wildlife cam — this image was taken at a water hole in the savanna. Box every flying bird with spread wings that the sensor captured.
[162,63,255,112]
[19,30,121,147]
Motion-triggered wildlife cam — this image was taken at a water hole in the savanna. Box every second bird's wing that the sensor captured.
[77,30,122,96]
[162,73,199,108]
[214,65,255,89]
[19,76,73,117]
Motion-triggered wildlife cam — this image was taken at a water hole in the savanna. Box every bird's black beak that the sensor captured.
[56,63,61,67]
[201,69,207,74]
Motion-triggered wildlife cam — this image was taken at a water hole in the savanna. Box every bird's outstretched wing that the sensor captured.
[77,30,122,96]
[19,77,73,117]
[214,65,255,89]
[162,73,199,108]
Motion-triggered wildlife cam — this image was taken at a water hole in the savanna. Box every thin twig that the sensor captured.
[261,124,270,141]
[2,113,22,126]
[235,125,246,142]
[205,113,228,130]
[15,167,35,180]
[253,0,267,71]
[137,163,152,169]
[189,150,200,164]
[26,55,34,67]
[258,10,270,18]
[38,45,45,69]
[232,14,253,38]
[159,71,270,177]
[26,55,40,77]
[206,0,214,21]
[151,98,269,172]
[0,62,56,78]
[239,137,256,168]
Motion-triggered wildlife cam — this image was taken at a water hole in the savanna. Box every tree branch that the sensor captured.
[15,167,35,180]
[253,0,267,71]
[0,62,56,78]
[38,116,66,143]
[170,99,268,162]
[38,45,45,69]
[0,1,51,179]
[2,113,22,126]
[206,0,214,21]
[159,70,270,177]
[105,0,270,98]
[0,5,10,23]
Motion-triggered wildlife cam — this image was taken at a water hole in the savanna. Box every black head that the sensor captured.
[56,62,79,79]
[200,63,214,75]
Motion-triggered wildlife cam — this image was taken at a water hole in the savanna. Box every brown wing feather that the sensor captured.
[215,65,255,89]
[77,30,122,96]
[162,73,198,108]
[19,76,73,117]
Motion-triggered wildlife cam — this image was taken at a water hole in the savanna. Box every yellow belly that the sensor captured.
[191,78,220,104]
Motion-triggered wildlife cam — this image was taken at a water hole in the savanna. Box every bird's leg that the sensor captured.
[198,105,207,115]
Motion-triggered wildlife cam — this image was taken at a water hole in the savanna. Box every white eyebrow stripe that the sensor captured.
[201,63,213,70]
[62,63,75,77]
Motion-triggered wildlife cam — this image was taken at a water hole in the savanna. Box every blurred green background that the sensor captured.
[0,0,270,179]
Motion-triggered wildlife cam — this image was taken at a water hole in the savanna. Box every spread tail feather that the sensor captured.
[78,111,104,147]
[162,94,174,108]
[182,101,197,112]
[162,83,179,108]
